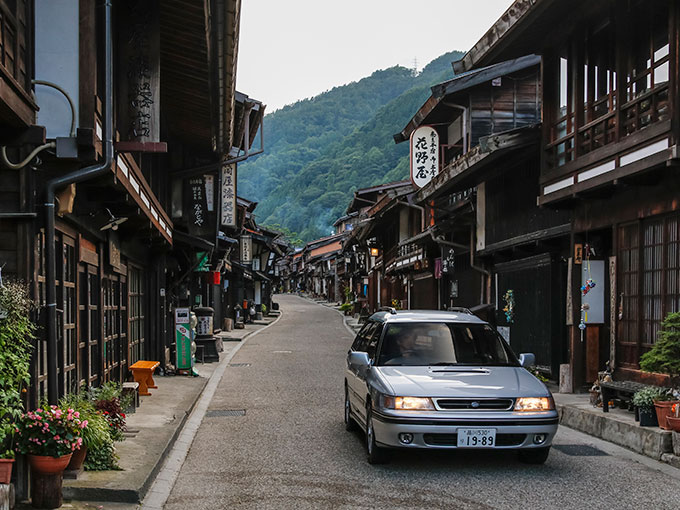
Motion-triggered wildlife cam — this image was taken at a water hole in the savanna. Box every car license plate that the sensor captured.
[457,428,496,448]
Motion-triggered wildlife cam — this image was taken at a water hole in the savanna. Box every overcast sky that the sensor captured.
[237,0,515,112]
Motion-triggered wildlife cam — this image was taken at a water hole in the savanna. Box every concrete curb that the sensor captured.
[556,402,674,461]
[140,312,284,510]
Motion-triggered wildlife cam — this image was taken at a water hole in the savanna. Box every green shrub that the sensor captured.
[0,281,35,458]
[640,312,680,385]
[59,391,120,470]
[339,303,352,313]
[632,387,671,409]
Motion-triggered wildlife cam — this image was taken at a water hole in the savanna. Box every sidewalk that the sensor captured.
[55,315,279,509]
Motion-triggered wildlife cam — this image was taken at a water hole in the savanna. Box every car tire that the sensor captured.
[365,403,389,464]
[518,446,550,464]
[344,386,358,432]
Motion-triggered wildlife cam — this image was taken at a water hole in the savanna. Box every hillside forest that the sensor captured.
[237,51,464,243]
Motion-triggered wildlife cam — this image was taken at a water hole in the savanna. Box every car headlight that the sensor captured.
[514,397,555,412]
[383,396,435,411]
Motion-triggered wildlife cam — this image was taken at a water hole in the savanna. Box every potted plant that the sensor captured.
[667,403,680,433]
[640,312,680,429]
[59,392,117,473]
[16,406,86,473]
[0,423,15,484]
[339,302,353,315]
[0,281,36,484]
[632,387,668,427]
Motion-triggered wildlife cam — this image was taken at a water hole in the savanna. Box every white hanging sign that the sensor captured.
[410,126,439,188]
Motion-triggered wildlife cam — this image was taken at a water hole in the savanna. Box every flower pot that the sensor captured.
[653,400,680,431]
[638,406,659,427]
[66,445,87,471]
[0,458,14,484]
[667,416,680,433]
[27,453,73,475]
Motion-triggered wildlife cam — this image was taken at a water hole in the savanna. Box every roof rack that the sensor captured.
[377,306,397,315]
[447,307,473,315]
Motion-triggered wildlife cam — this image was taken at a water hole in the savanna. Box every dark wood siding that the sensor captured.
[484,156,571,248]
[469,69,540,147]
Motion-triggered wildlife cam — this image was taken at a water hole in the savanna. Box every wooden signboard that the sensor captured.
[117,0,160,143]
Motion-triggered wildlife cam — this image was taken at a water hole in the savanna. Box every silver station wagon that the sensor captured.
[344,308,558,464]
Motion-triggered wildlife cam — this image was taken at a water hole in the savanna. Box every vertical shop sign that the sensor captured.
[221,163,237,227]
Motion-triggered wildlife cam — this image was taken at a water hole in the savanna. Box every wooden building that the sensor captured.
[453,0,680,387]
[395,55,572,376]
[0,0,266,415]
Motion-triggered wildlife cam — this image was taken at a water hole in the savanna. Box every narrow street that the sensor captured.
[161,295,680,510]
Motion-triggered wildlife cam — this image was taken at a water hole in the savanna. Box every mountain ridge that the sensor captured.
[238,50,464,242]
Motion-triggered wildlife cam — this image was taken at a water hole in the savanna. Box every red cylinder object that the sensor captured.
[212,271,221,285]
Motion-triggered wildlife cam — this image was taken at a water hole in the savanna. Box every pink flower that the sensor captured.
[74,411,80,419]
[54,435,60,440]
[80,420,88,429]
[54,409,62,419]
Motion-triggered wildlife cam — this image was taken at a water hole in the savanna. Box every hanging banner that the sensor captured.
[410,126,439,188]
[221,163,237,227]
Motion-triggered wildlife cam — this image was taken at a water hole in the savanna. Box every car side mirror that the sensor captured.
[519,353,536,368]
[349,351,371,373]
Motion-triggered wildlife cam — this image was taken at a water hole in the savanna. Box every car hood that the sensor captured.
[374,366,549,398]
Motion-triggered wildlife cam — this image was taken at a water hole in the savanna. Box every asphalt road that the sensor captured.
[163,295,680,510]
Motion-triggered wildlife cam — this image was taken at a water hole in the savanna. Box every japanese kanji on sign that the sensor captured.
[410,126,439,188]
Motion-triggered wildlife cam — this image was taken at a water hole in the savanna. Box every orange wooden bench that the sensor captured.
[129,360,160,396]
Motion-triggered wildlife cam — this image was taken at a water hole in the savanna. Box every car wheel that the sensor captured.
[344,386,358,431]
[518,446,550,464]
[365,403,389,464]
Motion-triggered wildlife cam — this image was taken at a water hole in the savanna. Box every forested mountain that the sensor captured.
[237,51,464,242]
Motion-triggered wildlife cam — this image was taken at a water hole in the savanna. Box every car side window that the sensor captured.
[365,324,383,361]
[352,322,376,352]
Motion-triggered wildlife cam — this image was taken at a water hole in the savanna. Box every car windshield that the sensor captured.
[376,322,519,367]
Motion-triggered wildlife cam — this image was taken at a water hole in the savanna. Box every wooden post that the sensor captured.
[586,325,600,383]
[31,472,62,509]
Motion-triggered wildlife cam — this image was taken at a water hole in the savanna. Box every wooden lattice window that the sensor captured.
[618,213,680,367]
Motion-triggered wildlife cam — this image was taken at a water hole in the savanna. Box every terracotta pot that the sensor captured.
[27,453,72,475]
[66,445,87,471]
[667,416,680,433]
[653,400,680,431]
[0,458,14,484]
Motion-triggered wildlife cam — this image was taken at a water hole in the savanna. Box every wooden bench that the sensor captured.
[129,360,160,396]
[600,380,656,413]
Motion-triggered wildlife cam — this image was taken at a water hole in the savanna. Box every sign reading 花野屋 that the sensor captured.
[410,126,439,188]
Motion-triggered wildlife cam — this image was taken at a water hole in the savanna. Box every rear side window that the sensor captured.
[351,322,377,352]
[365,324,384,361]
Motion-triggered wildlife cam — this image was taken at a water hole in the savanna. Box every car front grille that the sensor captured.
[435,398,514,411]
[423,433,527,447]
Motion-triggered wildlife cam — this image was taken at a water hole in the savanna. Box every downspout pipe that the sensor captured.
[44,0,114,404]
